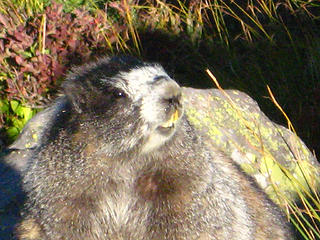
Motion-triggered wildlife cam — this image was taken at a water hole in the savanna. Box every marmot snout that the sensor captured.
[141,75,183,151]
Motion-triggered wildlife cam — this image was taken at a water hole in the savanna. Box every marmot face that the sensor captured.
[63,56,183,155]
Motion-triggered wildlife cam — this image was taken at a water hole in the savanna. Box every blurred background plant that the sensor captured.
[0,0,319,238]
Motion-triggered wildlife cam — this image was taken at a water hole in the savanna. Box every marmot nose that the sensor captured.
[162,81,183,114]
[153,75,182,111]
[166,92,182,110]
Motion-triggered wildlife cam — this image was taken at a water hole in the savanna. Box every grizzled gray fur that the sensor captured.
[16,56,294,239]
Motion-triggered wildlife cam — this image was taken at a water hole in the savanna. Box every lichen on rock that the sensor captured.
[183,87,319,204]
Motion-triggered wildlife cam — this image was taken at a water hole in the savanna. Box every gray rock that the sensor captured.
[182,88,319,204]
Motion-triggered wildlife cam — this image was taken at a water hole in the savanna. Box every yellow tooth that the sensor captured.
[168,110,179,124]
[173,110,179,122]
[162,110,179,128]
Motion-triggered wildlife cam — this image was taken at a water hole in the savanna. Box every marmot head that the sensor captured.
[63,56,183,156]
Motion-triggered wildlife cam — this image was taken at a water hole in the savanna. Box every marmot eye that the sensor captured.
[112,89,127,99]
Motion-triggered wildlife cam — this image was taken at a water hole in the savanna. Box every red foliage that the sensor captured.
[0,2,125,105]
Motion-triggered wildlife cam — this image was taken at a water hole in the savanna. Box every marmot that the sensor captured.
[16,56,294,239]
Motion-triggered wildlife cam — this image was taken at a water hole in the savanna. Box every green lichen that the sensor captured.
[32,133,38,142]
[183,88,319,203]
[185,107,203,129]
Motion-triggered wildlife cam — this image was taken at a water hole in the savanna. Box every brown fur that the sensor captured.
[17,219,42,240]
[16,56,294,240]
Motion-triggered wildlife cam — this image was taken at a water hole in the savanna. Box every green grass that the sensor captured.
[0,0,319,239]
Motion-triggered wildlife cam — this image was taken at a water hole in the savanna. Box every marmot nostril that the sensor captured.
[167,94,182,108]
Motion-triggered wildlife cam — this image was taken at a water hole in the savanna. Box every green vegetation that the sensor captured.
[0,0,319,239]
[0,99,36,141]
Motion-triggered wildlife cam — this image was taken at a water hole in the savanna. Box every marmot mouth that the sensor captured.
[157,124,175,135]
[157,109,180,135]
